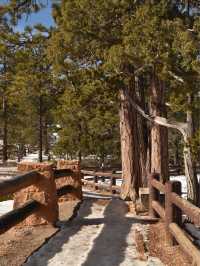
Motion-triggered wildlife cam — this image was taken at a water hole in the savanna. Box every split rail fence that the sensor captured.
[0,166,76,235]
[149,173,200,265]
[81,170,122,194]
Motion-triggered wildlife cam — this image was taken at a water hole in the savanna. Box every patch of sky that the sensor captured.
[0,0,55,32]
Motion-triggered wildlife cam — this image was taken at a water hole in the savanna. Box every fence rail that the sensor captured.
[0,163,81,235]
[0,171,39,197]
[149,173,200,265]
[81,170,121,194]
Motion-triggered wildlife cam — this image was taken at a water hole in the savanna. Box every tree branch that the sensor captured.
[123,89,188,141]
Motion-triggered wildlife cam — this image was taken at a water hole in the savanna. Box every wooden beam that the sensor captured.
[151,179,165,193]
[169,223,200,265]
[82,180,120,192]
[0,200,41,235]
[0,171,39,197]
[152,200,165,220]
[171,192,200,226]
[81,170,121,179]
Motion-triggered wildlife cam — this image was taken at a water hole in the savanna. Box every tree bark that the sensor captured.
[2,95,8,164]
[150,70,169,183]
[136,77,149,186]
[123,88,199,205]
[184,94,198,205]
[120,76,142,201]
[38,96,43,162]
[43,118,49,156]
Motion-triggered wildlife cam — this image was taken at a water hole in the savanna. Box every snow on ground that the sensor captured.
[0,200,13,216]
[21,152,49,162]
[170,174,200,198]
[24,193,163,266]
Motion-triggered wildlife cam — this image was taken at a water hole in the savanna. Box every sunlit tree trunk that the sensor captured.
[150,69,169,183]
[184,94,198,205]
[120,75,142,201]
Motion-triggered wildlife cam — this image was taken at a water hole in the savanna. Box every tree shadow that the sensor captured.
[25,195,151,266]
[81,199,136,266]
[24,198,94,266]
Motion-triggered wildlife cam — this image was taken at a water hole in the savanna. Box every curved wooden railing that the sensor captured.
[149,173,200,265]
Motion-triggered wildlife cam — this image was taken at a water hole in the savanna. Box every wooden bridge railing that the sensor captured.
[81,170,122,194]
[149,173,200,265]
[0,162,81,235]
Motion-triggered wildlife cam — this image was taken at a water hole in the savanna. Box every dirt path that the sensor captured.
[24,193,163,266]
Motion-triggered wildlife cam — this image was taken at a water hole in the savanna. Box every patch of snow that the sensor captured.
[0,200,14,217]
[24,196,163,266]
[170,174,200,198]
[21,152,49,162]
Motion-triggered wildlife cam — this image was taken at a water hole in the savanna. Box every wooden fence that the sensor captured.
[149,173,200,265]
[0,167,77,235]
[81,170,122,194]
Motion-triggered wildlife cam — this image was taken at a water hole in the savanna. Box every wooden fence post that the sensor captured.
[149,173,160,218]
[14,162,58,226]
[165,180,182,246]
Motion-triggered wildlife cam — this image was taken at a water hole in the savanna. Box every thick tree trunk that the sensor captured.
[38,96,43,163]
[123,87,199,205]
[2,95,8,164]
[185,94,198,205]
[136,78,149,186]
[150,71,169,183]
[120,77,142,202]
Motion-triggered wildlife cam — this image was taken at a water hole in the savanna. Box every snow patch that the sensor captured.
[0,200,14,216]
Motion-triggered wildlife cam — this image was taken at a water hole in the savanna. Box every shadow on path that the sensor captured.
[81,199,135,266]
[24,198,94,266]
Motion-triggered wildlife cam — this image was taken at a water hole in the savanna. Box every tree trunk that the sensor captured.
[120,76,142,201]
[184,94,198,205]
[150,70,169,183]
[38,96,43,162]
[44,118,49,156]
[78,150,82,162]
[136,77,149,187]
[2,95,8,164]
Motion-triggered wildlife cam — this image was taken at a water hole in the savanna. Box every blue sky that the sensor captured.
[0,0,55,31]
[16,1,54,31]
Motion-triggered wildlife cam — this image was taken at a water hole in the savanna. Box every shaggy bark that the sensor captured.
[184,94,198,205]
[124,89,199,205]
[120,76,142,201]
[150,72,169,183]
[136,77,149,186]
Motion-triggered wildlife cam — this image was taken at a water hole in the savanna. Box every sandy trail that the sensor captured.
[24,193,163,266]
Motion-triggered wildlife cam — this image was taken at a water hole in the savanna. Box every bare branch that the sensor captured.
[123,89,188,141]
[168,71,184,83]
